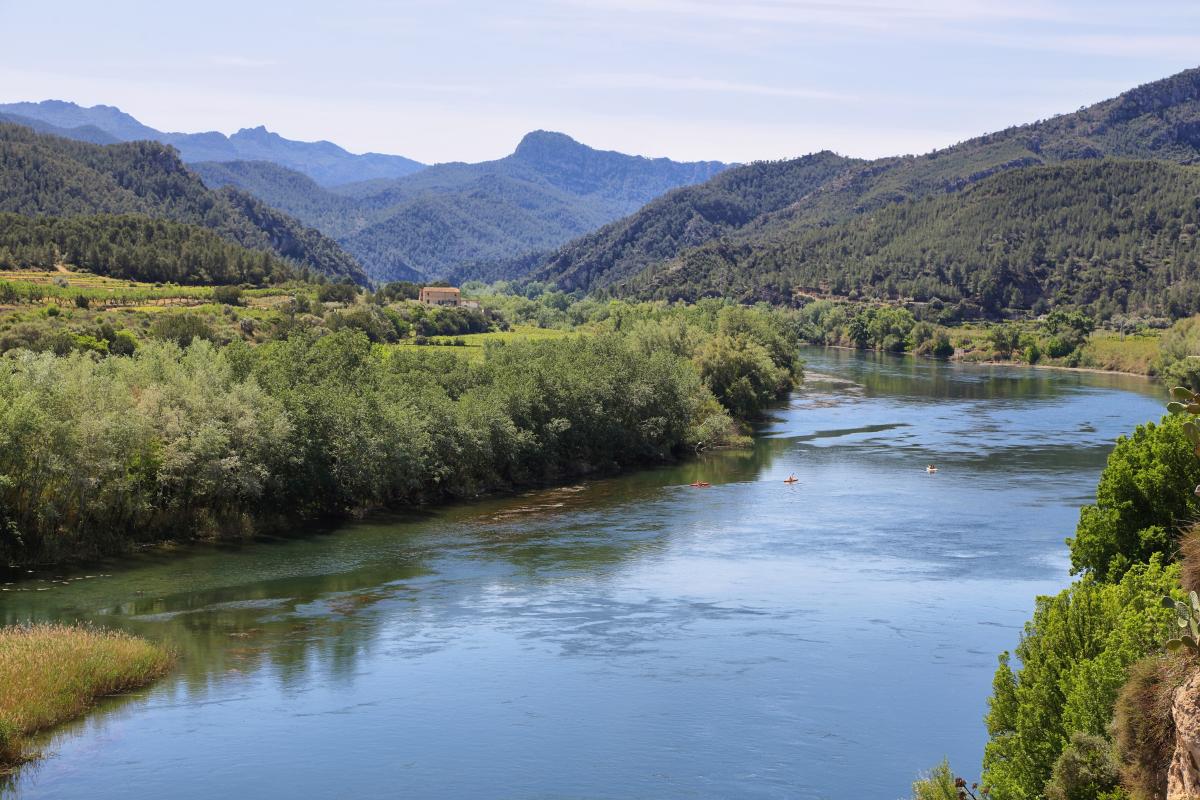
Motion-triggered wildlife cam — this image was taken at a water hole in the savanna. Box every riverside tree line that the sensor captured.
[0,302,801,566]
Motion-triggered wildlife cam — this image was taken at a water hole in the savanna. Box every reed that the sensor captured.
[0,623,173,770]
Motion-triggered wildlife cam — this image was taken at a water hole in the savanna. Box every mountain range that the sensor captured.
[193,131,729,282]
[8,65,1200,317]
[0,122,366,283]
[0,100,425,186]
[520,66,1200,318]
[0,101,731,283]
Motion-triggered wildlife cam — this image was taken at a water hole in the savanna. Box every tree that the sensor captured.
[1068,415,1200,581]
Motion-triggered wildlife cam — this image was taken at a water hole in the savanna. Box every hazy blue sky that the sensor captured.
[2,0,1199,164]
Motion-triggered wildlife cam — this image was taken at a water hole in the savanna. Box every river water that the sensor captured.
[0,348,1167,799]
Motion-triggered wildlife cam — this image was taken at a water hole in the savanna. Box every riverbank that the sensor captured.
[0,348,1165,799]
[0,624,173,771]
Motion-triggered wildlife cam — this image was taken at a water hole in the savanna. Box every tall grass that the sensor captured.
[0,624,173,770]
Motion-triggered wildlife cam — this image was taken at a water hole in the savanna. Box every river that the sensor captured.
[0,347,1167,799]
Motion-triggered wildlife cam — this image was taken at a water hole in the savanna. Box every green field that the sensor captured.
[390,325,580,360]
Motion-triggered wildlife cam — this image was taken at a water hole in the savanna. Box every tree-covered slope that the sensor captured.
[197,131,730,282]
[625,159,1200,317]
[0,213,298,285]
[522,151,857,291]
[0,100,426,186]
[0,123,366,283]
[534,65,1200,297]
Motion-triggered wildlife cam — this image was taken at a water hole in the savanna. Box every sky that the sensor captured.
[2,0,1200,165]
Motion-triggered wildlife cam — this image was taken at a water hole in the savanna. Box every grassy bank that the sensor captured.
[0,624,173,770]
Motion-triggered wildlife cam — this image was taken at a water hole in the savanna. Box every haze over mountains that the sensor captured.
[0,122,366,283]
[194,131,728,282]
[6,65,1200,317]
[0,100,730,283]
[0,100,425,186]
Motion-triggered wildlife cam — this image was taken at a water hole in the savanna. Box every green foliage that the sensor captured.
[932,333,955,359]
[1156,315,1200,390]
[989,324,1021,358]
[149,313,216,347]
[0,299,798,565]
[624,160,1200,318]
[1067,415,1200,580]
[911,761,959,800]
[211,285,243,305]
[981,558,1180,800]
[196,132,728,283]
[1162,590,1200,654]
[1043,733,1122,800]
[0,122,364,282]
[528,152,853,292]
[316,282,358,304]
[536,68,1200,317]
[0,213,293,285]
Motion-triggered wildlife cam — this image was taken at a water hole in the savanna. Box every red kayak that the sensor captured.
[689,481,711,488]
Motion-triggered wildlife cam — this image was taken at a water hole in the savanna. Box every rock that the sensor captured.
[1168,670,1200,799]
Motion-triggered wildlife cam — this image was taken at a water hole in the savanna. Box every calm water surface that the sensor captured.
[0,348,1167,799]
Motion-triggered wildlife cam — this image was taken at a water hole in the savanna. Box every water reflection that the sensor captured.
[0,348,1168,800]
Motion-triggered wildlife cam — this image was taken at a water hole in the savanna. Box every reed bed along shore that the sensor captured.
[0,623,173,770]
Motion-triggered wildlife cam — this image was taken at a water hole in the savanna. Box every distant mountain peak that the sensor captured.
[513,130,588,159]
[0,100,426,186]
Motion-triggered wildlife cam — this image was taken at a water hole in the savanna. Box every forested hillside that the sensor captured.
[0,123,366,283]
[0,100,425,186]
[196,131,728,282]
[523,151,856,291]
[532,66,1200,307]
[0,214,296,284]
[622,160,1200,317]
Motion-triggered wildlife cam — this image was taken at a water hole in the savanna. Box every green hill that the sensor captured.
[194,131,729,282]
[522,151,857,291]
[0,100,425,186]
[0,123,366,283]
[531,65,1200,308]
[623,159,1200,318]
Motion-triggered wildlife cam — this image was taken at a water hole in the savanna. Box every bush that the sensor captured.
[1044,732,1121,800]
[1113,653,1192,800]
[149,313,216,347]
[982,558,1179,799]
[1156,315,1200,390]
[931,333,954,359]
[317,282,358,304]
[1046,336,1075,358]
[212,285,243,306]
[910,760,958,799]
[74,294,89,309]
[1068,415,1200,580]
[108,329,138,356]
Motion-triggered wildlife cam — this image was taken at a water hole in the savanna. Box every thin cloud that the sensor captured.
[555,0,1082,30]
[211,55,278,68]
[566,73,856,101]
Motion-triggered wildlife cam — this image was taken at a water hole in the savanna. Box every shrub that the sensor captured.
[107,329,138,356]
[1044,733,1121,800]
[931,333,955,359]
[317,282,358,304]
[149,313,216,347]
[212,285,243,306]
[1113,653,1193,800]
[982,558,1179,799]
[1068,415,1200,580]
